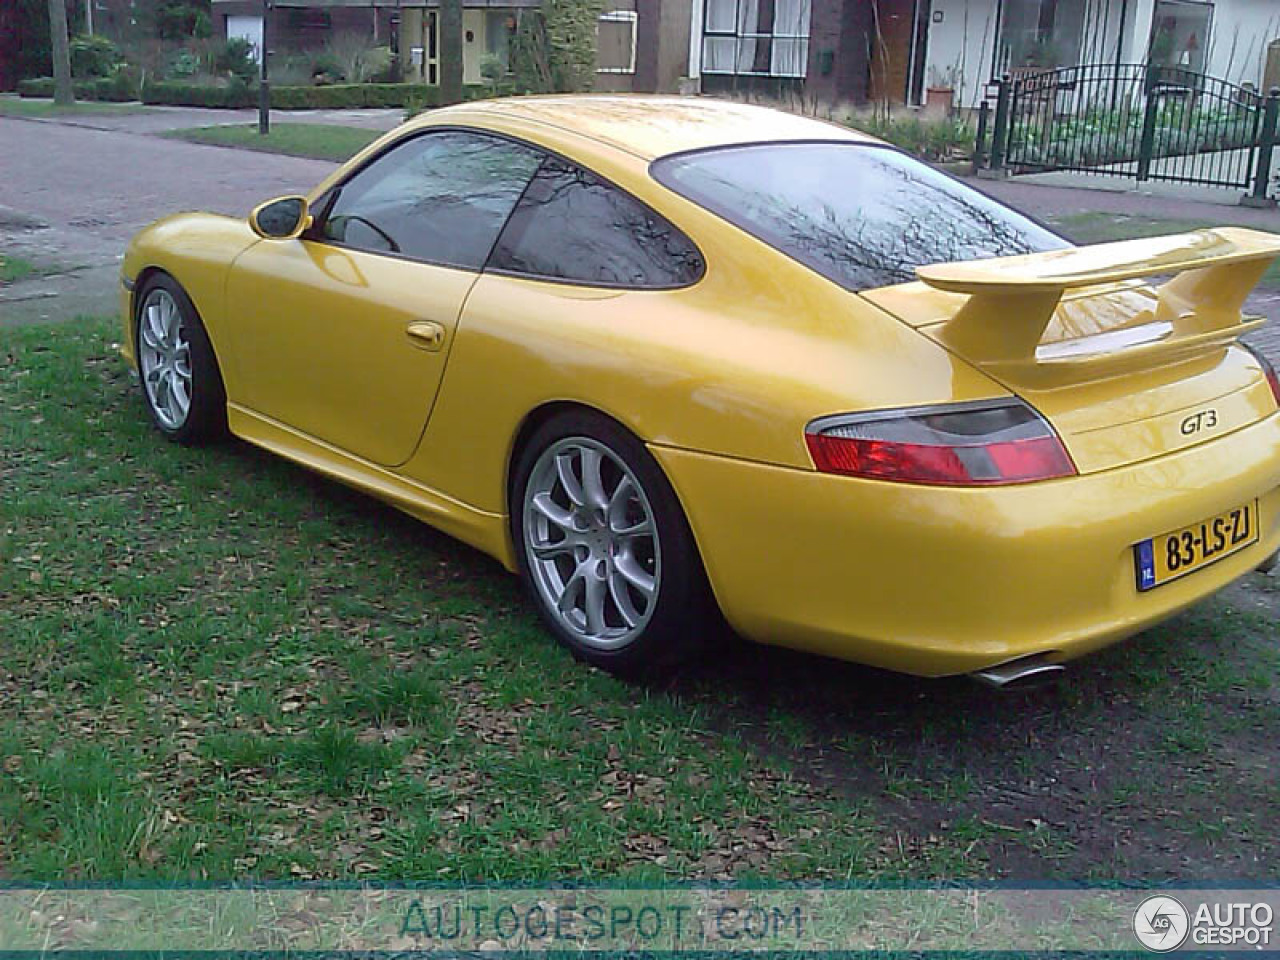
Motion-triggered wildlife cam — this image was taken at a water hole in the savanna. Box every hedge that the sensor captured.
[18,74,137,102]
[17,77,488,110]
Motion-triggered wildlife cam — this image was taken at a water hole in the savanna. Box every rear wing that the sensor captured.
[915,227,1280,385]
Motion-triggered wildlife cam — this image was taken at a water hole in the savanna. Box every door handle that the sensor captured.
[406,321,446,351]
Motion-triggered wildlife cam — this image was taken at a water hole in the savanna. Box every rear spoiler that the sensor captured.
[915,227,1280,386]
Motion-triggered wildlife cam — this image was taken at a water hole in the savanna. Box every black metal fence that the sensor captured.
[975,63,1280,201]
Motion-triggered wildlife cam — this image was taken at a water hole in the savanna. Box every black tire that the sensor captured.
[511,410,717,680]
[134,273,227,445]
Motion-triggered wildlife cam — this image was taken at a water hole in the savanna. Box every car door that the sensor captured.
[223,129,543,468]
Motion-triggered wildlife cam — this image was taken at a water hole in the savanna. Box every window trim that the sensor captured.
[482,157,707,292]
[699,0,811,78]
[596,10,638,74]
[306,126,545,274]
[649,138,1070,293]
[305,123,705,290]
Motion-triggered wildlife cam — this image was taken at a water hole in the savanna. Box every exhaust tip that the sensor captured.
[971,654,1064,691]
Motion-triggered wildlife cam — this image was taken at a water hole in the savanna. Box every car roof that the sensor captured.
[415,95,877,161]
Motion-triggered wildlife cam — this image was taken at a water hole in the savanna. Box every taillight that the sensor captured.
[805,399,1077,486]
[1244,344,1280,407]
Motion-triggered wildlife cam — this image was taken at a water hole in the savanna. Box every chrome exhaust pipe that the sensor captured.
[971,654,1064,691]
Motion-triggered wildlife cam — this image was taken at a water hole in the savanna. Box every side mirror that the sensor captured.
[250,195,310,240]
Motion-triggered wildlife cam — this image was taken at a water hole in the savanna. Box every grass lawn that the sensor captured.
[0,253,39,284]
[1047,211,1280,288]
[162,123,383,162]
[3,316,1279,882]
[0,97,148,118]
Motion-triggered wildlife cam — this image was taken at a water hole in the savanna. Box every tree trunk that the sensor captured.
[48,0,74,105]
[439,0,463,105]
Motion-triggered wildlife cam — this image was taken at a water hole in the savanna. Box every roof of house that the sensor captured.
[423,95,876,161]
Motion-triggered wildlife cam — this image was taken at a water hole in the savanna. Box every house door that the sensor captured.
[868,0,915,103]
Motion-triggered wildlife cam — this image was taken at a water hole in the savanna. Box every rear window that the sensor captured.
[650,142,1068,292]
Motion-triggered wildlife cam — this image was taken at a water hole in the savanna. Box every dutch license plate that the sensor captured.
[1135,501,1259,592]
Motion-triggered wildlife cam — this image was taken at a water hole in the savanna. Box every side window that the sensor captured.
[488,158,704,288]
[320,130,543,269]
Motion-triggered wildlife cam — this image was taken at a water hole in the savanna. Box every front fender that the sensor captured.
[121,212,259,392]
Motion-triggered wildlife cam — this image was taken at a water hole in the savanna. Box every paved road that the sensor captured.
[0,115,335,324]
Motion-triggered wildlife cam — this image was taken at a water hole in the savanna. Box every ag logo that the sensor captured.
[1134,895,1190,952]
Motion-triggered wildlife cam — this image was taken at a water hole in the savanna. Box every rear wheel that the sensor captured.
[134,274,226,444]
[512,412,715,678]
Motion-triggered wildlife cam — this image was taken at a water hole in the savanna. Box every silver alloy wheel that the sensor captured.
[138,287,192,430]
[523,437,662,650]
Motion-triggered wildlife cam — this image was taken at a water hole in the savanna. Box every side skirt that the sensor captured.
[226,403,517,570]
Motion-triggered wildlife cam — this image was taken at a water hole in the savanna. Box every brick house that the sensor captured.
[209,0,665,87]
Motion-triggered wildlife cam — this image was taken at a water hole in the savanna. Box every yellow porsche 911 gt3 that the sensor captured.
[120,96,1280,685]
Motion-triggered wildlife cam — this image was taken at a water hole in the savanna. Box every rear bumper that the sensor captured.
[654,414,1280,677]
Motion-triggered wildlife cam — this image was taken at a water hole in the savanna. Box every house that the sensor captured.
[922,0,1280,109]
[209,0,690,89]
[210,0,1280,106]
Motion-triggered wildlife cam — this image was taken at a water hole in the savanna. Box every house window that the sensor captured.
[297,8,331,30]
[997,0,1085,72]
[486,11,515,69]
[701,0,810,78]
[1148,0,1213,73]
[597,11,637,73]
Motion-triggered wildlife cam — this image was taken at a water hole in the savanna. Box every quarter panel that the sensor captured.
[403,233,1008,515]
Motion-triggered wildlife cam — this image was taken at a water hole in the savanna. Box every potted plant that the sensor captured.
[925,65,958,115]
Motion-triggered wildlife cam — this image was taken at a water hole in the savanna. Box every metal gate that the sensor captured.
[975,64,1280,201]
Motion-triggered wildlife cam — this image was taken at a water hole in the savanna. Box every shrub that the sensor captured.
[507,1,602,94]
[18,72,139,101]
[322,31,396,84]
[69,35,124,79]
[165,49,202,80]
[142,79,257,108]
[20,76,485,110]
[851,111,975,162]
[153,0,212,41]
[213,37,257,81]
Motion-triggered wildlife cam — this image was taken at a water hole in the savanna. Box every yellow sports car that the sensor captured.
[121,96,1280,685]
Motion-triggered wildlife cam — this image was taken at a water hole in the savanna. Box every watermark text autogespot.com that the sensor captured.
[3,886,1280,953]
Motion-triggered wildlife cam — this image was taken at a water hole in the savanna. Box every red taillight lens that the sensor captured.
[805,399,1077,486]
[1244,344,1280,407]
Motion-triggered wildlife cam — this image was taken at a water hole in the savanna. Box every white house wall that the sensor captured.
[1201,0,1280,90]
[926,0,1280,111]
[923,0,1000,108]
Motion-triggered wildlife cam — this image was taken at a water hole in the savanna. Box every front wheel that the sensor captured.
[134,274,226,444]
[512,412,716,679]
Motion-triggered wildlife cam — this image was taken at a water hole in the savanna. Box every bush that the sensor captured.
[322,31,395,84]
[213,37,257,81]
[19,76,487,110]
[153,0,212,41]
[851,111,975,162]
[165,49,202,80]
[141,79,256,108]
[69,35,124,79]
[17,72,139,101]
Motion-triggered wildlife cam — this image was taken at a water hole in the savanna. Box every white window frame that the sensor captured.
[597,10,638,74]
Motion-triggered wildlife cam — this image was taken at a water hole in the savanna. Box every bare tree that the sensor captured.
[48,0,74,106]
[439,0,463,104]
